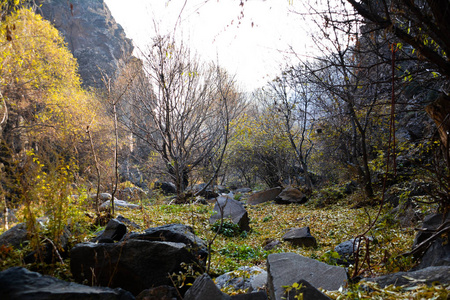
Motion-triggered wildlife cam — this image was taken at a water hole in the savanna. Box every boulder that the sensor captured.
[282,227,317,247]
[209,196,250,231]
[136,285,177,300]
[275,187,307,204]
[364,266,450,287]
[334,237,373,266]
[70,239,203,296]
[117,215,141,229]
[184,274,231,300]
[263,239,281,251]
[283,279,332,300]
[248,187,282,205]
[0,223,28,249]
[99,199,139,211]
[215,266,267,292]
[267,253,347,300]
[0,267,134,299]
[413,213,450,269]
[92,218,127,243]
[154,181,177,195]
[126,224,208,263]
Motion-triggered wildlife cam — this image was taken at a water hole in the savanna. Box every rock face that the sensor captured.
[0,267,134,300]
[267,253,347,300]
[210,195,251,231]
[70,224,207,296]
[37,0,134,89]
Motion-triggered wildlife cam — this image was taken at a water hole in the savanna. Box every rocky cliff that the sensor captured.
[36,0,134,89]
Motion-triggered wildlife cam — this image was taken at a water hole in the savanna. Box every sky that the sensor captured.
[104,0,316,92]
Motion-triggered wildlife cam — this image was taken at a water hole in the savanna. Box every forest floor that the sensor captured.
[1,190,448,299]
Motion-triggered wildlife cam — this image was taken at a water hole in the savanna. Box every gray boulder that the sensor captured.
[210,196,250,231]
[364,266,450,287]
[247,187,282,205]
[184,274,231,300]
[0,222,28,249]
[215,266,267,292]
[275,187,307,204]
[282,227,317,247]
[99,199,139,211]
[0,267,134,300]
[267,253,347,300]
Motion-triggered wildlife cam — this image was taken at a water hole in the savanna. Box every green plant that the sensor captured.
[211,220,241,237]
[282,282,304,300]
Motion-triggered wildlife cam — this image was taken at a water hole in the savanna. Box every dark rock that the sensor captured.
[37,0,134,89]
[215,266,267,292]
[275,187,307,204]
[248,187,282,205]
[126,223,208,264]
[267,253,347,300]
[216,185,230,194]
[282,227,317,247]
[283,279,332,300]
[92,218,127,243]
[184,274,231,300]
[191,184,219,199]
[136,285,177,300]
[70,239,202,296]
[0,222,28,249]
[99,199,139,211]
[364,266,450,287]
[210,196,250,231]
[231,291,268,300]
[154,181,177,195]
[334,237,372,266]
[117,215,141,229]
[413,213,450,269]
[0,267,134,299]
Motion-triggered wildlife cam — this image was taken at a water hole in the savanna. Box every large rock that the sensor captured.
[413,213,450,269]
[275,187,307,205]
[37,0,134,89]
[209,196,250,231]
[99,199,139,211]
[364,266,450,287]
[0,222,28,249]
[0,267,134,300]
[126,224,208,263]
[267,253,347,300]
[247,187,282,205]
[154,181,177,195]
[282,227,317,247]
[215,266,267,292]
[184,274,231,300]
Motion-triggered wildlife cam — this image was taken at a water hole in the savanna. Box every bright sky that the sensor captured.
[104,0,315,92]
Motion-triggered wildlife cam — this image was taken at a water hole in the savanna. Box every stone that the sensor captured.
[0,222,28,249]
[215,266,267,292]
[136,285,177,300]
[92,218,127,243]
[231,291,268,299]
[364,266,450,287]
[99,199,139,211]
[117,214,141,229]
[282,227,317,247]
[154,181,177,195]
[263,239,281,251]
[275,187,307,204]
[70,239,203,296]
[0,267,134,299]
[267,253,347,300]
[413,213,450,269]
[184,274,231,300]
[283,279,332,300]
[126,224,208,264]
[210,195,250,231]
[334,237,373,266]
[248,187,282,205]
